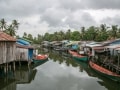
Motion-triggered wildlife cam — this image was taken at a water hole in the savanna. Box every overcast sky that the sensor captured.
[0,0,120,37]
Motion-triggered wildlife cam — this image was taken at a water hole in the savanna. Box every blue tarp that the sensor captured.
[72,45,79,50]
[17,39,30,45]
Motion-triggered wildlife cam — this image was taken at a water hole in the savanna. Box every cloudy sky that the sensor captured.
[0,0,120,37]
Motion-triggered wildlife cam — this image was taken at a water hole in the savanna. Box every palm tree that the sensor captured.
[81,27,85,40]
[5,20,19,36]
[0,18,6,31]
[12,20,19,30]
[6,25,16,36]
[110,25,118,39]
[66,29,71,40]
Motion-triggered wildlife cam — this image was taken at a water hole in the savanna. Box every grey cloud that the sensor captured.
[0,0,120,36]
[59,0,84,11]
[41,7,68,26]
[83,0,120,9]
[65,12,96,29]
[101,15,120,25]
[41,8,96,30]
[59,0,120,10]
[0,0,41,18]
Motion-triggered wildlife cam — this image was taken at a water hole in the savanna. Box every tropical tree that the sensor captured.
[111,25,118,39]
[3,19,19,36]
[23,32,28,38]
[65,29,71,40]
[80,26,86,40]
[12,20,19,30]
[71,31,80,40]
[96,24,109,41]
[6,25,16,36]
[0,18,6,31]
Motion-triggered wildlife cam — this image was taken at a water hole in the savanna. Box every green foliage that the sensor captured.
[22,24,120,44]
[0,18,19,36]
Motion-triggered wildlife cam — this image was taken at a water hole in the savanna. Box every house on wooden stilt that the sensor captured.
[16,38,34,66]
[0,31,16,71]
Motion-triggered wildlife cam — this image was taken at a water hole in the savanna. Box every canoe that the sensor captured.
[69,50,88,62]
[32,54,49,64]
[89,60,120,82]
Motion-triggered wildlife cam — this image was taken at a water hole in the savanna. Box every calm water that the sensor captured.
[0,50,120,90]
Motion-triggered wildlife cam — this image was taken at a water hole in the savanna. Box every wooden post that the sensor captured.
[9,65,11,71]
[4,64,6,74]
[6,63,8,72]
[0,65,2,69]
[117,50,120,74]
[13,61,15,71]
[19,60,21,67]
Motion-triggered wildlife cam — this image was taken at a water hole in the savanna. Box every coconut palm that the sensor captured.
[5,20,19,36]
[6,25,16,36]
[0,18,6,31]
[111,25,118,39]
[12,20,19,30]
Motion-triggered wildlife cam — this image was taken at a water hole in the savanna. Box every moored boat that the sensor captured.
[69,50,89,62]
[32,54,49,64]
[89,60,120,82]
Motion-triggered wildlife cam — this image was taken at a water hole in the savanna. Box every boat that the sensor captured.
[32,54,49,64]
[68,50,89,62]
[89,60,120,82]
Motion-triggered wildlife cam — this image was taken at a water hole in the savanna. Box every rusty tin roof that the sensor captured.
[0,31,16,41]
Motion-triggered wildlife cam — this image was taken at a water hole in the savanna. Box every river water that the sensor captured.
[0,50,120,90]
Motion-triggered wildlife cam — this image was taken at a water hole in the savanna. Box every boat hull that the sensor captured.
[89,61,120,82]
[32,54,49,64]
[73,55,88,62]
[69,50,88,62]
[32,58,48,63]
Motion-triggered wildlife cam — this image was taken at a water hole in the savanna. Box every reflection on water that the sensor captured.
[0,60,48,90]
[0,49,120,90]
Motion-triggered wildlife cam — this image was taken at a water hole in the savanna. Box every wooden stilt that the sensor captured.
[4,65,6,74]
[0,65,2,69]
[19,60,21,67]
[13,61,15,71]
[6,63,8,72]
[9,65,11,71]
[28,60,31,69]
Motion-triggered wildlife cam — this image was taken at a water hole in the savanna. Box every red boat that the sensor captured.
[89,60,120,82]
[68,50,89,62]
[68,50,78,55]
[32,54,49,63]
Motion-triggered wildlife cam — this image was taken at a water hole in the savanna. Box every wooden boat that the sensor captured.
[68,50,78,55]
[32,54,49,64]
[89,60,120,82]
[69,50,88,62]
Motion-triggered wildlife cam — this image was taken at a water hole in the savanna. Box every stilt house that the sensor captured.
[0,32,16,64]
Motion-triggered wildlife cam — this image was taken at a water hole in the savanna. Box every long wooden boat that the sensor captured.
[32,54,49,64]
[89,60,120,82]
[68,50,78,55]
[69,50,88,62]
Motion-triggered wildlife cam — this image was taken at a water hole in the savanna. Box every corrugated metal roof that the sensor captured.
[0,31,16,41]
[16,43,34,49]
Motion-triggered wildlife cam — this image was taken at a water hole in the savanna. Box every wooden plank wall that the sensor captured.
[0,42,16,64]
[15,48,29,61]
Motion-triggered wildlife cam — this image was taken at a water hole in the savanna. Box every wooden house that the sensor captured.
[16,38,34,62]
[0,32,16,64]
